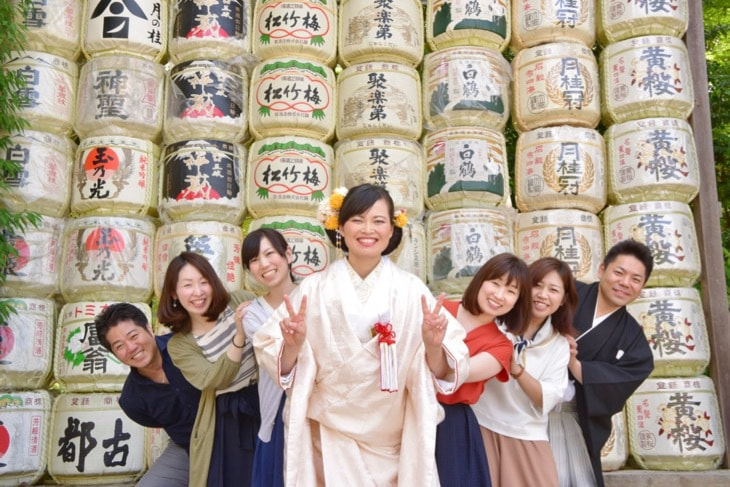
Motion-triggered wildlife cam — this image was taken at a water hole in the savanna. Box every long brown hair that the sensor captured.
[461,253,531,334]
[527,257,577,337]
[157,251,230,334]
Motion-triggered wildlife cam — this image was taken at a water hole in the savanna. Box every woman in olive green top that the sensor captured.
[158,251,259,487]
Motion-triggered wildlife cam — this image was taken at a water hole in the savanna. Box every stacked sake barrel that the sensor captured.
[330,0,428,281]
[510,1,605,286]
[243,0,337,293]
[0,1,80,484]
[591,0,724,472]
[422,0,514,295]
[154,0,253,300]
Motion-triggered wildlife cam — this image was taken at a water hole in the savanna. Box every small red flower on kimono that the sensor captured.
[373,322,398,392]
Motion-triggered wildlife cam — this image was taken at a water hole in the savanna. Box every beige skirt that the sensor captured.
[480,426,559,487]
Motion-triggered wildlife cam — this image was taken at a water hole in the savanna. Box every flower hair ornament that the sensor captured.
[317,187,348,230]
[316,187,409,230]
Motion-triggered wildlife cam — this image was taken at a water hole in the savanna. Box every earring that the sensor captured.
[173,299,178,308]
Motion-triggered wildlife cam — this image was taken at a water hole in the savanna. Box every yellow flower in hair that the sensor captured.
[394,209,408,228]
[324,214,339,230]
[330,187,348,210]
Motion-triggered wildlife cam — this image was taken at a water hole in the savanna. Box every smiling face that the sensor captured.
[339,198,394,262]
[174,263,213,320]
[530,269,566,323]
[106,320,159,370]
[598,254,647,310]
[476,273,520,322]
[247,236,293,290]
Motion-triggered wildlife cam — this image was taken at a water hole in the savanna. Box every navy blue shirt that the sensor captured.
[118,334,200,450]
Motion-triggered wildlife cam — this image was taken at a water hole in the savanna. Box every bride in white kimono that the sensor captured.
[253,184,469,486]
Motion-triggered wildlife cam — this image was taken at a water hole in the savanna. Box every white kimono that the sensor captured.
[253,257,469,486]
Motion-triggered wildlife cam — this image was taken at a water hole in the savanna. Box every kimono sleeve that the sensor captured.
[533,335,570,417]
[253,286,307,389]
[579,326,654,418]
[167,333,241,391]
[419,282,469,394]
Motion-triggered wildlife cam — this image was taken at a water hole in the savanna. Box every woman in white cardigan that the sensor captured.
[472,257,578,487]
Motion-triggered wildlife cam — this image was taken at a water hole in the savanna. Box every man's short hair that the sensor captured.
[95,303,150,351]
[603,239,654,283]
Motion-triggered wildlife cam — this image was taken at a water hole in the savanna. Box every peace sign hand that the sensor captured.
[280,294,307,349]
[421,292,448,350]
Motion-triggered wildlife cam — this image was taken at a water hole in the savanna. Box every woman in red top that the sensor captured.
[435,253,531,487]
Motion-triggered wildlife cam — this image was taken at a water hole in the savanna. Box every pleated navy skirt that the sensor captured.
[435,402,492,487]
[251,395,286,487]
[207,383,261,487]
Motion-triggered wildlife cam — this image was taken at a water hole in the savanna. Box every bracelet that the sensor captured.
[231,336,245,349]
[511,365,525,379]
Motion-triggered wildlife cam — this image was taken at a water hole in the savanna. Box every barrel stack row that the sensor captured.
[0,0,722,485]
[507,0,721,474]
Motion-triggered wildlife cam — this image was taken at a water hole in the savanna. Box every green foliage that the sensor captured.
[0,0,42,322]
[704,3,730,302]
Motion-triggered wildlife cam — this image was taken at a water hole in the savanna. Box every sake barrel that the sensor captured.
[155,221,244,296]
[0,215,64,299]
[60,216,155,302]
[164,60,248,144]
[5,51,77,136]
[0,391,51,486]
[1,130,76,217]
[515,209,603,283]
[337,63,422,140]
[169,0,251,63]
[603,201,701,288]
[247,136,333,218]
[159,139,246,225]
[54,302,150,392]
[426,0,510,51]
[427,208,515,294]
[0,298,55,390]
[335,137,424,217]
[597,0,689,47]
[513,42,600,132]
[249,58,336,141]
[338,0,423,67]
[600,35,694,126]
[629,287,710,378]
[601,411,629,472]
[245,216,331,293]
[75,55,165,141]
[423,47,511,132]
[146,427,170,470]
[515,126,606,213]
[19,0,82,59]
[390,221,427,283]
[48,393,146,484]
[605,118,699,205]
[511,0,595,50]
[627,377,725,470]
[72,136,159,217]
[424,126,510,210]
[82,0,167,62]
[252,0,337,66]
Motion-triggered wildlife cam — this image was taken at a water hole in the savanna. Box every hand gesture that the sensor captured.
[421,293,447,350]
[234,301,252,332]
[280,295,307,349]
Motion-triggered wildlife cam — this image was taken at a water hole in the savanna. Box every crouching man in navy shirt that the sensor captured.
[96,303,200,486]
